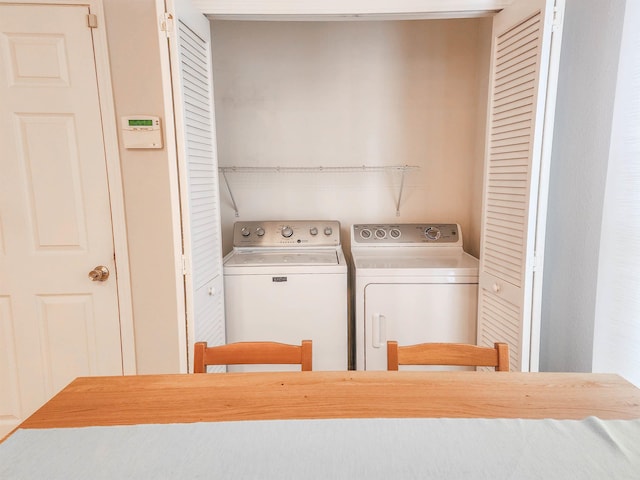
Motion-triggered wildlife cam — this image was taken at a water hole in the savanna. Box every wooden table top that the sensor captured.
[17,371,640,430]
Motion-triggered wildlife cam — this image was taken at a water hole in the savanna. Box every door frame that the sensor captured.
[528,0,564,371]
[192,0,512,19]
[154,0,192,373]
[3,0,136,374]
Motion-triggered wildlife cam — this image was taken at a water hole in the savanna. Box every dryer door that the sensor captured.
[364,283,477,370]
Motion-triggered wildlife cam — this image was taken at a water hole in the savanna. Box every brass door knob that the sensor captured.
[88,266,109,282]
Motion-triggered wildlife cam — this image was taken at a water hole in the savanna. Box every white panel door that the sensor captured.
[164,0,226,371]
[365,283,478,371]
[477,0,563,372]
[0,4,123,437]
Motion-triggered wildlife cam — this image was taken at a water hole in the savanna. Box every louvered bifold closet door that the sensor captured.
[477,0,555,372]
[171,0,225,371]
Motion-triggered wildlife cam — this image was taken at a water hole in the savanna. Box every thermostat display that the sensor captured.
[121,116,162,149]
[128,119,154,127]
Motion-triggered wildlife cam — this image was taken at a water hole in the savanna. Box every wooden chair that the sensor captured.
[193,340,313,373]
[387,341,510,371]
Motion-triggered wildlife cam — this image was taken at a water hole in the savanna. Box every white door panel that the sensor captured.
[0,3,123,437]
[164,0,226,371]
[192,275,225,356]
[477,0,563,372]
[365,283,478,371]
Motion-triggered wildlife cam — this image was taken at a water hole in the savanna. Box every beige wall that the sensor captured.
[103,0,183,373]
[211,19,491,257]
[469,18,492,260]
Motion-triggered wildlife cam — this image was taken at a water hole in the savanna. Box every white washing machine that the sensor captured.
[351,223,479,371]
[223,220,348,371]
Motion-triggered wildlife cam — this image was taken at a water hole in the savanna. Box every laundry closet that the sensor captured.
[211,18,490,256]
[167,0,563,373]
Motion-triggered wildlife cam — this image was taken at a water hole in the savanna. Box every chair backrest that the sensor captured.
[387,341,510,371]
[193,340,313,373]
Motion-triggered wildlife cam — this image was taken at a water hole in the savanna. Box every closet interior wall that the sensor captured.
[209,18,492,257]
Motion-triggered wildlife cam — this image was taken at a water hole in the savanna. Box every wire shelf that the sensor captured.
[218,165,418,173]
[218,164,420,217]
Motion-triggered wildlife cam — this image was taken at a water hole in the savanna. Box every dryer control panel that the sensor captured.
[233,220,341,247]
[352,224,461,246]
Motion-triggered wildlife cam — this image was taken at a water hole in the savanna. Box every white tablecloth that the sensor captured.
[1,417,639,479]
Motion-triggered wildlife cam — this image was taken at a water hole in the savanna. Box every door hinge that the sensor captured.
[160,12,174,38]
[552,5,562,32]
[87,13,98,29]
[529,253,542,273]
[182,254,188,275]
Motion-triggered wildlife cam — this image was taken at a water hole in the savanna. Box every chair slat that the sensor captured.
[387,341,509,371]
[194,340,312,373]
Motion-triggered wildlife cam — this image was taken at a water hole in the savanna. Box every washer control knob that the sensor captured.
[375,229,386,239]
[256,227,265,237]
[241,227,251,237]
[310,227,318,236]
[425,227,441,240]
[324,227,333,236]
[389,228,401,239]
[282,226,293,238]
[360,229,372,239]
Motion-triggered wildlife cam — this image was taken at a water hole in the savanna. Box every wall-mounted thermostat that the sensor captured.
[121,116,163,149]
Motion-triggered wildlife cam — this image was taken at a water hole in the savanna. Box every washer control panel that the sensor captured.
[233,220,341,247]
[352,224,460,245]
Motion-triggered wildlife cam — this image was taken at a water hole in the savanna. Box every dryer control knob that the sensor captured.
[324,227,333,236]
[310,227,318,236]
[256,227,265,236]
[241,227,251,237]
[282,226,293,238]
[425,227,441,240]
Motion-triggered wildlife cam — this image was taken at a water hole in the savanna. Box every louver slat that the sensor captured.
[477,2,552,374]
[479,290,521,372]
[178,20,221,291]
[177,19,224,353]
[483,12,541,289]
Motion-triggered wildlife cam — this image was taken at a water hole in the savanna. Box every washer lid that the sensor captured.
[225,249,340,267]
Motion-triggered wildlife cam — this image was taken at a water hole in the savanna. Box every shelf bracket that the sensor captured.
[221,169,240,217]
[395,167,407,217]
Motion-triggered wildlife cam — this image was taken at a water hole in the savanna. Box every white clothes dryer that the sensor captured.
[224,220,348,371]
[351,223,479,371]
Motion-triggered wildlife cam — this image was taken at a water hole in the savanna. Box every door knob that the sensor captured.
[88,265,109,282]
